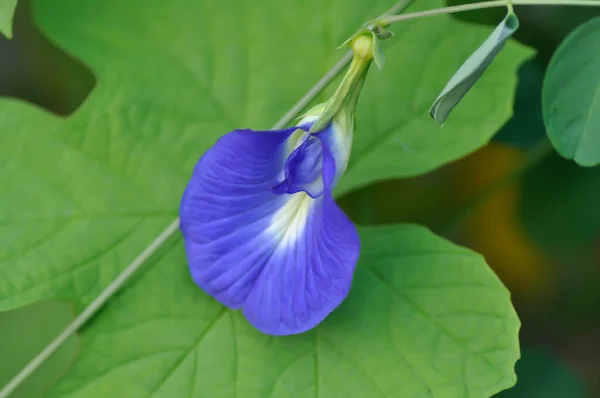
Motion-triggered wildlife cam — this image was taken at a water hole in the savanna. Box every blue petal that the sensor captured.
[270,135,324,198]
[180,128,360,335]
[180,128,297,308]
[243,141,360,335]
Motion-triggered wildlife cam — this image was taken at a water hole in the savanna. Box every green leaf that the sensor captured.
[495,347,586,398]
[0,301,79,398]
[543,16,600,166]
[429,9,520,124]
[40,225,519,397]
[520,151,600,249]
[0,0,16,38]
[0,0,530,311]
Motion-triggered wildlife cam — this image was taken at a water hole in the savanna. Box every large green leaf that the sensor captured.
[520,151,600,249]
[0,0,16,38]
[43,225,519,397]
[543,16,600,166]
[0,0,529,312]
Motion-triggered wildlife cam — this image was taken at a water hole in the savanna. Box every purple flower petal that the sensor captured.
[180,127,360,335]
[270,135,324,198]
[243,141,359,335]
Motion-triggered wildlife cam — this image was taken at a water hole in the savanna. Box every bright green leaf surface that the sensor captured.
[520,151,600,249]
[42,225,519,398]
[495,347,586,398]
[429,10,519,124]
[0,301,79,398]
[543,16,600,166]
[0,0,16,38]
[0,0,529,311]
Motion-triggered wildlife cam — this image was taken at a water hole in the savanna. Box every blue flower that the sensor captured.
[180,36,375,335]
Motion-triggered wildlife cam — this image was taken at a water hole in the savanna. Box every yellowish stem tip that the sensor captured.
[350,35,374,61]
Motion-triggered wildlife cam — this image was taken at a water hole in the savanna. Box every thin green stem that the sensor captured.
[384,0,506,23]
[0,1,417,397]
[384,0,600,24]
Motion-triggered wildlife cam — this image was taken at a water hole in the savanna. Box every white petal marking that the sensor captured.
[267,192,314,249]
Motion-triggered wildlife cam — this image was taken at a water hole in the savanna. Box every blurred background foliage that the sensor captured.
[1,0,599,396]
[0,301,78,398]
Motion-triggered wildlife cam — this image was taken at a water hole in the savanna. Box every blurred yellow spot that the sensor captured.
[453,143,552,299]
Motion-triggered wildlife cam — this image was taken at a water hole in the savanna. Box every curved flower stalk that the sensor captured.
[180,36,375,335]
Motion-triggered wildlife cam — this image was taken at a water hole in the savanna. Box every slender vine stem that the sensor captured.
[384,0,506,23]
[384,0,600,24]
